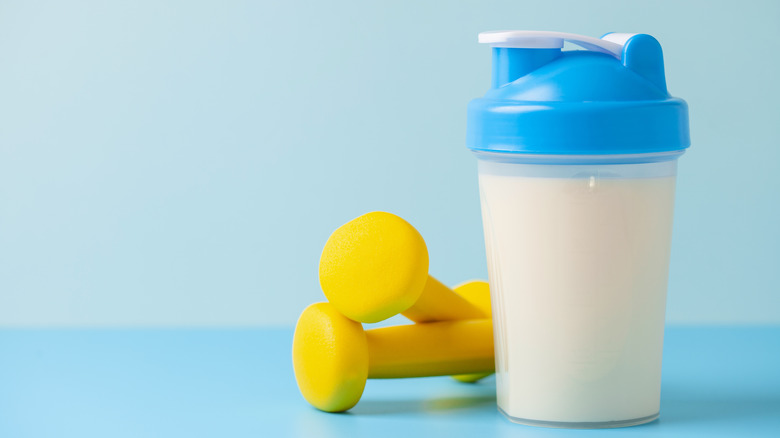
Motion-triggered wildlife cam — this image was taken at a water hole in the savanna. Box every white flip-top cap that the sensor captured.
[478,30,630,59]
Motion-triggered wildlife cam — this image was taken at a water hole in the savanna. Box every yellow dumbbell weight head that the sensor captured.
[319,212,429,323]
[292,302,369,412]
[292,301,495,412]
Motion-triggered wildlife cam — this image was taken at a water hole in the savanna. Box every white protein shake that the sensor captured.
[478,158,677,427]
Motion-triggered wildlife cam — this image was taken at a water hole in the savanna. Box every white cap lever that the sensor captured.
[478,30,628,59]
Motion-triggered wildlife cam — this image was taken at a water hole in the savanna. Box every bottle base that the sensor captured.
[498,407,659,429]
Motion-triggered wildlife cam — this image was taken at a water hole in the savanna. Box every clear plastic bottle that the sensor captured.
[467,31,690,428]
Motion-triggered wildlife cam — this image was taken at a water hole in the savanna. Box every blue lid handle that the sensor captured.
[603,32,667,92]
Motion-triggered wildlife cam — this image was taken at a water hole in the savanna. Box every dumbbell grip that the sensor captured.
[401,276,488,323]
[366,319,494,378]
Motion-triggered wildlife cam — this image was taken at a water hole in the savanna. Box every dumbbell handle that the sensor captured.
[365,319,494,378]
[402,276,487,323]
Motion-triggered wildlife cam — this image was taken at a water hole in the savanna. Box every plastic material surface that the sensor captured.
[293,300,494,412]
[292,303,369,412]
[467,31,690,154]
[319,212,429,323]
[365,319,494,378]
[451,280,494,383]
[478,30,623,57]
[2,327,778,437]
[478,157,678,424]
[319,212,485,324]
[452,280,492,318]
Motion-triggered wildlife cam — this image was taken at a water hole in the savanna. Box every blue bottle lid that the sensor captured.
[467,31,690,155]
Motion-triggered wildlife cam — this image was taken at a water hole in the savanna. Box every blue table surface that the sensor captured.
[1,326,778,438]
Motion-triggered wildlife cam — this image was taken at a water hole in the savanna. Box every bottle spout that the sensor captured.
[491,47,561,88]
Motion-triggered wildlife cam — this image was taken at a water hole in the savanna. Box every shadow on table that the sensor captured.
[294,389,497,438]
[348,377,498,416]
[350,393,497,415]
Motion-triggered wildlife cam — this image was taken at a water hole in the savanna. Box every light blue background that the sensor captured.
[1,0,778,326]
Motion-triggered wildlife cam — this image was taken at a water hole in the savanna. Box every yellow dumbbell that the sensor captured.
[319,211,486,323]
[292,302,494,412]
[450,280,493,384]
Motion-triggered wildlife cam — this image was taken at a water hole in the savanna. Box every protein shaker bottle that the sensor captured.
[467,31,690,428]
